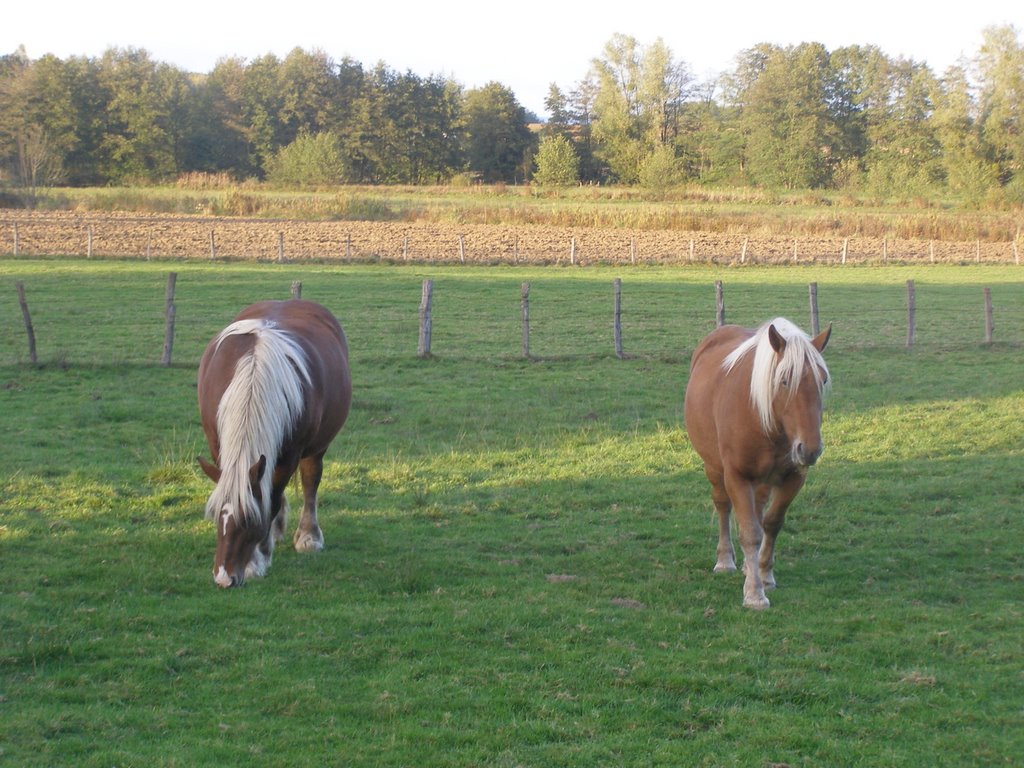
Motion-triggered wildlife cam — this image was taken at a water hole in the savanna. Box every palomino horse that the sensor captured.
[684,318,831,609]
[197,300,352,587]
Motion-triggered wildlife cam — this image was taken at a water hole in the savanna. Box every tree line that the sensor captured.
[1,25,1022,204]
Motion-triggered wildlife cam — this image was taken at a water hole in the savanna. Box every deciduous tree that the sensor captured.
[462,82,535,183]
[977,24,1024,191]
[733,43,842,189]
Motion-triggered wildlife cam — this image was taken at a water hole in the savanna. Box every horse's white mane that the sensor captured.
[722,317,829,434]
[205,319,311,525]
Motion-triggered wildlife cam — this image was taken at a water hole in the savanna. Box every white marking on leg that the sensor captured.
[294,499,324,552]
[245,546,269,579]
[742,562,770,609]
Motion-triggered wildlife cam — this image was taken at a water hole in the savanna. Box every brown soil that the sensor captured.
[1,210,1017,265]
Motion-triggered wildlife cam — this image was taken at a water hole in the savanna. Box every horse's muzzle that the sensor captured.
[214,565,242,588]
[793,440,823,467]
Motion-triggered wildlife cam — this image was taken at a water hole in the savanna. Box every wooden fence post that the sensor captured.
[346,234,352,260]
[842,238,849,265]
[278,232,285,262]
[740,238,748,264]
[162,272,177,366]
[809,282,820,336]
[521,282,530,358]
[418,279,433,358]
[906,280,916,348]
[715,281,725,327]
[983,287,994,344]
[613,278,623,359]
[689,238,695,263]
[15,281,37,365]
[210,231,216,260]
[630,237,636,265]
[570,237,576,265]
[13,223,19,257]
[291,280,302,300]
[87,225,93,259]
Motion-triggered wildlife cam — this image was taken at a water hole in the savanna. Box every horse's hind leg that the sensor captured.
[708,473,737,573]
[294,453,326,553]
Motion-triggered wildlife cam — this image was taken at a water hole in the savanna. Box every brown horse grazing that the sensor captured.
[684,318,831,609]
[197,300,352,588]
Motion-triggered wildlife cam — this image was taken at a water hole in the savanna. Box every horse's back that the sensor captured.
[248,300,351,451]
[198,300,352,460]
[235,300,346,353]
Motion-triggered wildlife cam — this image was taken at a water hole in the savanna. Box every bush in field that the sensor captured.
[265,131,347,186]
[639,145,685,194]
[532,135,580,186]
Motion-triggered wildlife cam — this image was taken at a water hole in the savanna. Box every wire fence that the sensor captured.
[3,264,1023,368]
[4,212,1024,265]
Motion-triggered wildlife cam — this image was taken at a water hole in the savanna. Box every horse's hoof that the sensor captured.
[743,594,770,610]
[294,530,324,553]
[714,562,738,573]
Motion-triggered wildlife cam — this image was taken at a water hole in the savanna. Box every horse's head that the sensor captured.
[198,454,268,588]
[767,322,831,467]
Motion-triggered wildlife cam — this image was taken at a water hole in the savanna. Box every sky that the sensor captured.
[4,0,1020,117]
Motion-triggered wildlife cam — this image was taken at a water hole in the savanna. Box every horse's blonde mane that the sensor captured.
[722,318,829,434]
[205,319,310,525]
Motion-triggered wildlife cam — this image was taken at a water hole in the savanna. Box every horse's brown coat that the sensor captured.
[684,319,830,609]
[197,299,352,587]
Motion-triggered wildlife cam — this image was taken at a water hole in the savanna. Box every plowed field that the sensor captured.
[1,210,1018,265]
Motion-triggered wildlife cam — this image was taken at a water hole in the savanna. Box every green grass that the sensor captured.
[1,259,1022,766]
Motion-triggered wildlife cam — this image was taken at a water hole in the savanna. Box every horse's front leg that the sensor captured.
[294,452,326,553]
[245,484,288,581]
[759,471,806,591]
[725,469,768,609]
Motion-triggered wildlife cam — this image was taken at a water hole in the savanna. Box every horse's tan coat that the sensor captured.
[684,319,830,609]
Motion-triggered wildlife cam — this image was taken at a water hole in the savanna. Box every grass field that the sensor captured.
[1,259,1023,766]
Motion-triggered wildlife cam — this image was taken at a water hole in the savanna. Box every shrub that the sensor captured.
[638,146,685,195]
[532,135,580,187]
[265,132,348,186]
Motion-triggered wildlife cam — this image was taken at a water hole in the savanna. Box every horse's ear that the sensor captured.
[767,324,787,355]
[197,456,221,483]
[811,323,832,353]
[249,455,267,486]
